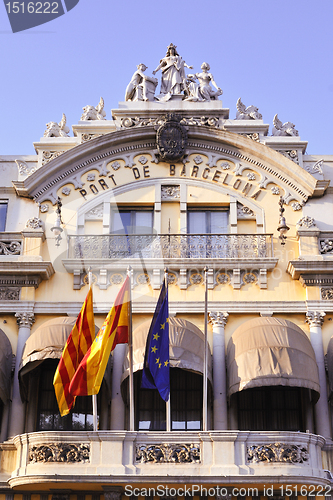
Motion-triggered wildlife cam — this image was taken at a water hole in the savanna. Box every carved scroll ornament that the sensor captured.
[247,443,309,464]
[136,443,200,463]
[29,443,90,463]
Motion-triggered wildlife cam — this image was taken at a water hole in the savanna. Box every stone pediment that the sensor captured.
[13,121,326,206]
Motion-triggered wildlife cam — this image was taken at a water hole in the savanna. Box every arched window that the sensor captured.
[136,368,203,431]
[37,359,95,431]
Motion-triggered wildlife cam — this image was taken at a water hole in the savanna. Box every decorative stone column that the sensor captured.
[110,343,126,429]
[103,486,123,500]
[8,312,34,437]
[306,311,331,439]
[209,311,229,430]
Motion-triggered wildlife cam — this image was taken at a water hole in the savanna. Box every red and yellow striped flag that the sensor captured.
[69,276,130,397]
[53,287,95,416]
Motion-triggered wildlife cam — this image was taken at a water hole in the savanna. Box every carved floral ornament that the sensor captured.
[136,443,200,463]
[247,443,309,464]
[29,443,90,463]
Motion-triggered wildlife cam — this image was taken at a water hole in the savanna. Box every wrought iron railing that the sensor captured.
[68,234,273,260]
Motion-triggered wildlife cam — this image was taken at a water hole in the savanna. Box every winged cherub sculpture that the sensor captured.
[44,113,70,137]
[236,98,262,120]
[272,114,299,136]
[81,97,106,121]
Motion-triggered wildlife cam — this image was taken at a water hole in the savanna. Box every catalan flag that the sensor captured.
[53,287,95,416]
[141,279,170,401]
[69,276,130,397]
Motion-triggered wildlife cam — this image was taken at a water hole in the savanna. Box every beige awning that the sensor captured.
[19,317,108,401]
[227,317,320,401]
[121,317,212,383]
[326,335,333,402]
[0,329,12,404]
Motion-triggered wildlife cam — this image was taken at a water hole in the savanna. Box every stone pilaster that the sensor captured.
[209,311,229,430]
[103,487,123,500]
[8,312,34,437]
[306,311,331,439]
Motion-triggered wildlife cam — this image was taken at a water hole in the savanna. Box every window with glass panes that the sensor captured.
[237,386,304,431]
[135,368,203,431]
[37,360,96,431]
[111,209,153,234]
[187,210,228,258]
[0,201,8,232]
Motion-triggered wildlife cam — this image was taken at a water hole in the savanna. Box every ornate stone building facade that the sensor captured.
[1,46,333,500]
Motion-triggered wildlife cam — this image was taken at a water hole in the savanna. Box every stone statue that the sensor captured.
[236,97,262,120]
[272,114,299,136]
[153,43,193,101]
[184,63,222,102]
[44,113,70,137]
[125,64,158,102]
[80,97,106,121]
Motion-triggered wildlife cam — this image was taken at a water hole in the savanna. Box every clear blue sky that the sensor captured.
[1,0,333,155]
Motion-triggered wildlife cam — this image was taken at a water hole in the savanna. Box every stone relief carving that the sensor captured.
[272,114,299,137]
[85,204,103,220]
[80,97,106,121]
[291,202,302,211]
[247,172,256,181]
[111,161,121,170]
[189,273,204,285]
[156,114,188,162]
[138,155,148,165]
[237,204,255,219]
[236,98,262,120]
[153,43,193,101]
[184,62,222,102]
[87,173,96,181]
[193,155,203,164]
[296,216,316,228]
[120,114,219,129]
[81,133,102,143]
[319,238,333,254]
[29,443,90,463]
[0,287,20,300]
[125,64,158,102]
[0,240,22,255]
[304,159,323,175]
[136,443,200,463]
[110,273,124,285]
[242,271,258,285]
[43,113,70,138]
[242,132,260,142]
[247,444,309,464]
[25,217,43,230]
[278,149,299,164]
[161,185,180,200]
[42,151,65,165]
[321,288,333,300]
[271,186,280,195]
[216,272,231,285]
[62,187,71,196]
[136,273,150,285]
[40,204,49,213]
[15,159,37,176]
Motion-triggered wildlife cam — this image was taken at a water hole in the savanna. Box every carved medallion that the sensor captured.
[156,114,188,162]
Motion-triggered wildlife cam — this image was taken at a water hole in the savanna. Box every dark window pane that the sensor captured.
[0,203,8,232]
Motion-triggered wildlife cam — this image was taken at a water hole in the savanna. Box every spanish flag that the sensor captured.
[53,287,95,416]
[69,276,130,397]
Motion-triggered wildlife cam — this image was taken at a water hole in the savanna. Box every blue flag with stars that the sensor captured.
[141,279,170,401]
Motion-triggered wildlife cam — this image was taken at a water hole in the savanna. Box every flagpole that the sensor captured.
[127,266,135,432]
[164,268,171,432]
[203,267,208,431]
[88,268,98,432]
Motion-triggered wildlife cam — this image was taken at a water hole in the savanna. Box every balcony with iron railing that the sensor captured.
[63,233,278,290]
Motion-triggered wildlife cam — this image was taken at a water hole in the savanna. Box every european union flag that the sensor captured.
[141,280,170,401]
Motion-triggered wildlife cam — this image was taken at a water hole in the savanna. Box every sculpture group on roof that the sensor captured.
[125,43,223,103]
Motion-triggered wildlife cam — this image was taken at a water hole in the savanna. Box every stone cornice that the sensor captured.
[287,260,333,280]
[1,299,333,315]
[0,261,54,282]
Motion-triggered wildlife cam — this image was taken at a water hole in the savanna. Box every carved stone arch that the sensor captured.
[15,125,326,206]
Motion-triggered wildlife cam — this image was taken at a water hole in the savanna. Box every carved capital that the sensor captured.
[15,312,35,328]
[209,311,229,327]
[306,311,325,328]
